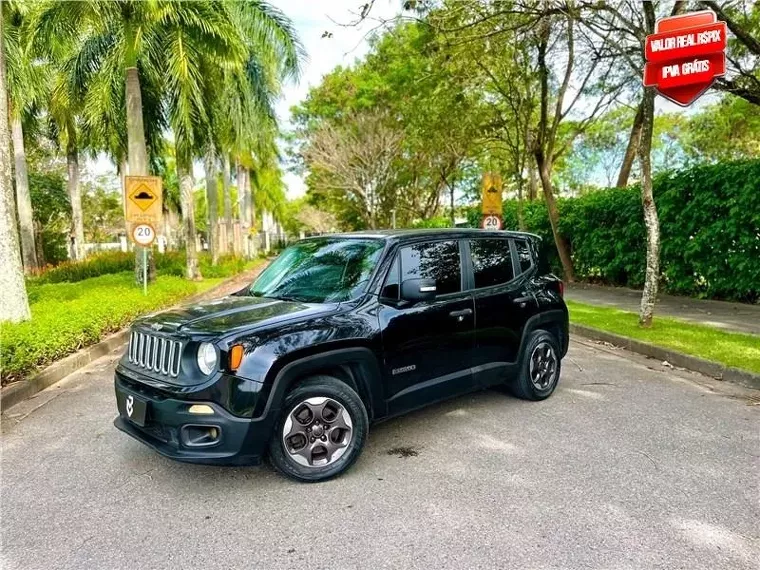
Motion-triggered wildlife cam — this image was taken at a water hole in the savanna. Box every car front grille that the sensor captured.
[128,331,183,377]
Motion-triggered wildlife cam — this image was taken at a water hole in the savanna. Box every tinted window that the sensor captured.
[514,239,533,274]
[381,256,400,300]
[400,241,461,295]
[469,239,514,288]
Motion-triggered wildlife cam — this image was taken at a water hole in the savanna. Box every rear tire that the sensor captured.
[510,329,561,401]
[268,375,368,482]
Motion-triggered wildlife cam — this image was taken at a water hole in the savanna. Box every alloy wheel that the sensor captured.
[282,397,353,467]
[529,342,558,390]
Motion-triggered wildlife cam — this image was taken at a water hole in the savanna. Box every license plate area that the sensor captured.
[117,389,148,427]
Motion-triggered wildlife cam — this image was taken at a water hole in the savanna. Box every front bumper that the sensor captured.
[114,375,275,466]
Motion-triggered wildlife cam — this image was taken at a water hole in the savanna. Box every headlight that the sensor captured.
[197,342,218,375]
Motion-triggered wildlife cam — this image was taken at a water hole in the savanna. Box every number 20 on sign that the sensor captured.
[132,223,156,247]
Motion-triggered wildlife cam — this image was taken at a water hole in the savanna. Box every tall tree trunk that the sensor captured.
[204,148,219,265]
[516,177,526,231]
[528,165,538,201]
[223,154,233,253]
[244,166,256,256]
[536,160,575,282]
[0,4,31,322]
[638,89,660,326]
[177,155,201,280]
[125,66,154,284]
[616,103,644,188]
[237,163,249,258]
[638,1,661,327]
[10,115,38,272]
[119,157,128,228]
[66,137,85,260]
[447,177,455,227]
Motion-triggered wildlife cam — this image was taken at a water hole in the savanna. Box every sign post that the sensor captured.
[125,176,162,294]
[481,173,503,230]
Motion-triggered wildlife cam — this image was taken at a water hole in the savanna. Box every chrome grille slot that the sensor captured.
[127,331,183,378]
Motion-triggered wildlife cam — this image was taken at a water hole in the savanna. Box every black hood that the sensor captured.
[136,295,338,335]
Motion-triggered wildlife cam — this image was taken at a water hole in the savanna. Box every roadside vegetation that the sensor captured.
[567,301,760,375]
[1,254,264,384]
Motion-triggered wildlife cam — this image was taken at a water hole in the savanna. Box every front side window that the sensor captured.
[469,239,514,288]
[400,241,461,295]
[250,238,385,303]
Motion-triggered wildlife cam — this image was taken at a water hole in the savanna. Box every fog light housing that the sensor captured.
[188,404,214,415]
[181,425,221,447]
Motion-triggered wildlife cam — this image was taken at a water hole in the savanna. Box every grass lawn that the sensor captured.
[1,273,226,384]
[567,300,760,374]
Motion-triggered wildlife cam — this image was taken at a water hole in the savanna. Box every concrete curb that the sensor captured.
[0,269,261,413]
[571,323,760,391]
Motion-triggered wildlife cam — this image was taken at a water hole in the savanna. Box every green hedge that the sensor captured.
[1,273,223,383]
[31,251,256,284]
[466,160,760,302]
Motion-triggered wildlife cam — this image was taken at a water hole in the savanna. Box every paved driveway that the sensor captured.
[2,339,758,570]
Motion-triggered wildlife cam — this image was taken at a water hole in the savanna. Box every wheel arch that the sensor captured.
[261,346,385,422]
[517,309,569,362]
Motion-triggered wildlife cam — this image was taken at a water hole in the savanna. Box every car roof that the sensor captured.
[308,228,541,243]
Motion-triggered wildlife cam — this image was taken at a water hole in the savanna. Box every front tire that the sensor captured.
[511,329,561,401]
[268,375,368,482]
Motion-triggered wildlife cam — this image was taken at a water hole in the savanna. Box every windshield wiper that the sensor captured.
[252,291,304,303]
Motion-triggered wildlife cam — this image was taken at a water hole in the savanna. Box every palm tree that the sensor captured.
[212,0,303,259]
[203,146,219,265]
[30,0,163,278]
[4,1,42,271]
[0,1,31,322]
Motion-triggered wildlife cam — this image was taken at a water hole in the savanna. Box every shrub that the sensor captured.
[31,250,257,283]
[1,273,221,383]
[465,159,760,302]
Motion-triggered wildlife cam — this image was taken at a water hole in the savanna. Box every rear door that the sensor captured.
[378,239,476,415]
[467,237,536,387]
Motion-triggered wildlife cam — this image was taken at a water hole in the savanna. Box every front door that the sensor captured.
[377,240,475,416]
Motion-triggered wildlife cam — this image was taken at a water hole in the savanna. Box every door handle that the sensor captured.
[513,295,534,307]
[449,308,473,319]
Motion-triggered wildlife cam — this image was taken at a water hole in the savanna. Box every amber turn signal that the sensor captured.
[229,344,244,371]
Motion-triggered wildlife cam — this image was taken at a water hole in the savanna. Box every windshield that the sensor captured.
[250,238,385,303]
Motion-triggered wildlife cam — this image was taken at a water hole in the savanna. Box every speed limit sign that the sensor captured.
[481,215,502,230]
[132,223,156,246]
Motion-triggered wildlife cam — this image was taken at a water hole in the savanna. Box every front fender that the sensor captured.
[257,346,386,421]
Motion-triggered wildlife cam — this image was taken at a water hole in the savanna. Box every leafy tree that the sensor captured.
[682,96,760,162]
[293,22,483,229]
[29,171,70,265]
[701,1,760,106]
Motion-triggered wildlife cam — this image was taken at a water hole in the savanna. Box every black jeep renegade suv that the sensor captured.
[114,229,568,482]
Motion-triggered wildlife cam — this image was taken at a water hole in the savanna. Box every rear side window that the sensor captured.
[469,239,514,288]
[514,239,533,274]
[400,241,461,295]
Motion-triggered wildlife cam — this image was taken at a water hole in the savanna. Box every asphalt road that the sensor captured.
[2,339,758,570]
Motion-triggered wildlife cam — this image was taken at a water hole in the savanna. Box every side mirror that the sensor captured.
[400,278,436,303]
